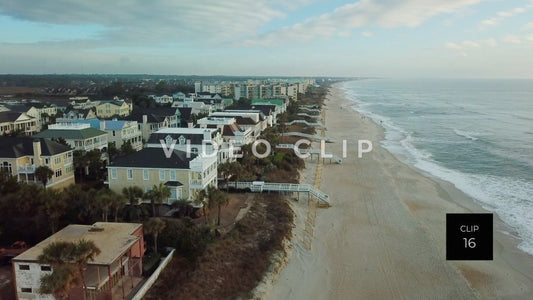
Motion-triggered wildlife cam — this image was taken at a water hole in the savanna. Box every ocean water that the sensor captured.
[342,78,533,255]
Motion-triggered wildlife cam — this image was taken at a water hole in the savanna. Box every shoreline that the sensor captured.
[263,82,533,299]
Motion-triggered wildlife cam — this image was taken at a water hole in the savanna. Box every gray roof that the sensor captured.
[109,148,196,169]
[34,128,107,140]
[0,137,72,158]
[126,107,178,123]
[0,111,28,123]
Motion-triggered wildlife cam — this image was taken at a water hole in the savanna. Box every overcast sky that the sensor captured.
[1,0,532,78]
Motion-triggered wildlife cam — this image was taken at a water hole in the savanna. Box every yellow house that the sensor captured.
[107,148,217,203]
[95,100,132,118]
[0,137,75,189]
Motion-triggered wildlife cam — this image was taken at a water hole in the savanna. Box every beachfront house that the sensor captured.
[34,123,108,152]
[12,222,145,300]
[0,111,38,136]
[126,107,181,141]
[0,137,75,189]
[107,148,217,203]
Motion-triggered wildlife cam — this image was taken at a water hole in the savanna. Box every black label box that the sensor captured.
[446,213,493,260]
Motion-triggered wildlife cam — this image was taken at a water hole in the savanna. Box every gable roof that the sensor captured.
[0,111,30,123]
[0,137,72,158]
[34,127,107,140]
[177,107,192,121]
[126,107,178,123]
[109,148,195,169]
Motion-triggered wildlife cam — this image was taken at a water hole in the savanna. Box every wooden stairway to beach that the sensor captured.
[278,120,327,129]
[220,181,331,206]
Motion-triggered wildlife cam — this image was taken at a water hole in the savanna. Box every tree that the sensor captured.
[214,190,229,226]
[0,168,19,194]
[205,186,229,226]
[71,239,101,296]
[41,188,67,233]
[119,141,135,156]
[63,184,97,224]
[144,218,166,254]
[38,240,101,300]
[146,183,171,217]
[194,189,208,224]
[122,186,145,222]
[110,194,127,222]
[171,199,194,218]
[35,165,54,189]
[93,190,114,222]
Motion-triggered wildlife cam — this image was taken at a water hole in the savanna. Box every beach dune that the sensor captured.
[264,84,533,299]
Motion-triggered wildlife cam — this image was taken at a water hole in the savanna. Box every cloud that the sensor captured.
[0,0,287,44]
[524,22,533,30]
[242,0,484,46]
[361,31,374,37]
[445,42,463,50]
[445,38,497,54]
[480,5,529,28]
[501,35,522,44]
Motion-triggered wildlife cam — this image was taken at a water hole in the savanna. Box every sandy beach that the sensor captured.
[263,83,533,299]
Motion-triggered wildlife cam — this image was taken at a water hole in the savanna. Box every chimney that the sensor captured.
[142,115,148,124]
[203,129,211,141]
[99,120,105,130]
[33,139,42,167]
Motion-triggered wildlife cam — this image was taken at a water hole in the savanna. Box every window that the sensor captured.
[41,266,52,271]
[55,168,62,177]
[143,169,149,181]
[112,130,116,136]
[111,168,117,179]
[54,156,61,164]
[21,288,32,293]
[19,265,30,270]
[127,169,133,180]
[170,170,176,181]
[45,158,49,164]
[159,170,165,180]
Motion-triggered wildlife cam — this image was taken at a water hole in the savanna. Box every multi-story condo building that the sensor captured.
[12,222,145,300]
[0,137,75,189]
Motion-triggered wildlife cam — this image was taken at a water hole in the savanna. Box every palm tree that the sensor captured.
[38,240,100,300]
[146,183,171,217]
[71,239,101,296]
[171,199,194,218]
[93,190,114,222]
[39,264,77,300]
[214,190,229,226]
[41,188,67,233]
[144,218,166,254]
[110,194,127,222]
[122,186,144,222]
[194,189,208,224]
[35,165,53,189]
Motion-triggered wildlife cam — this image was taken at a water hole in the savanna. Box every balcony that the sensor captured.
[18,165,36,173]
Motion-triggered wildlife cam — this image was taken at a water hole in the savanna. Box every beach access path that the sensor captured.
[264,83,533,299]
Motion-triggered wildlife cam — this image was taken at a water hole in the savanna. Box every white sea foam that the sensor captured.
[453,129,479,141]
